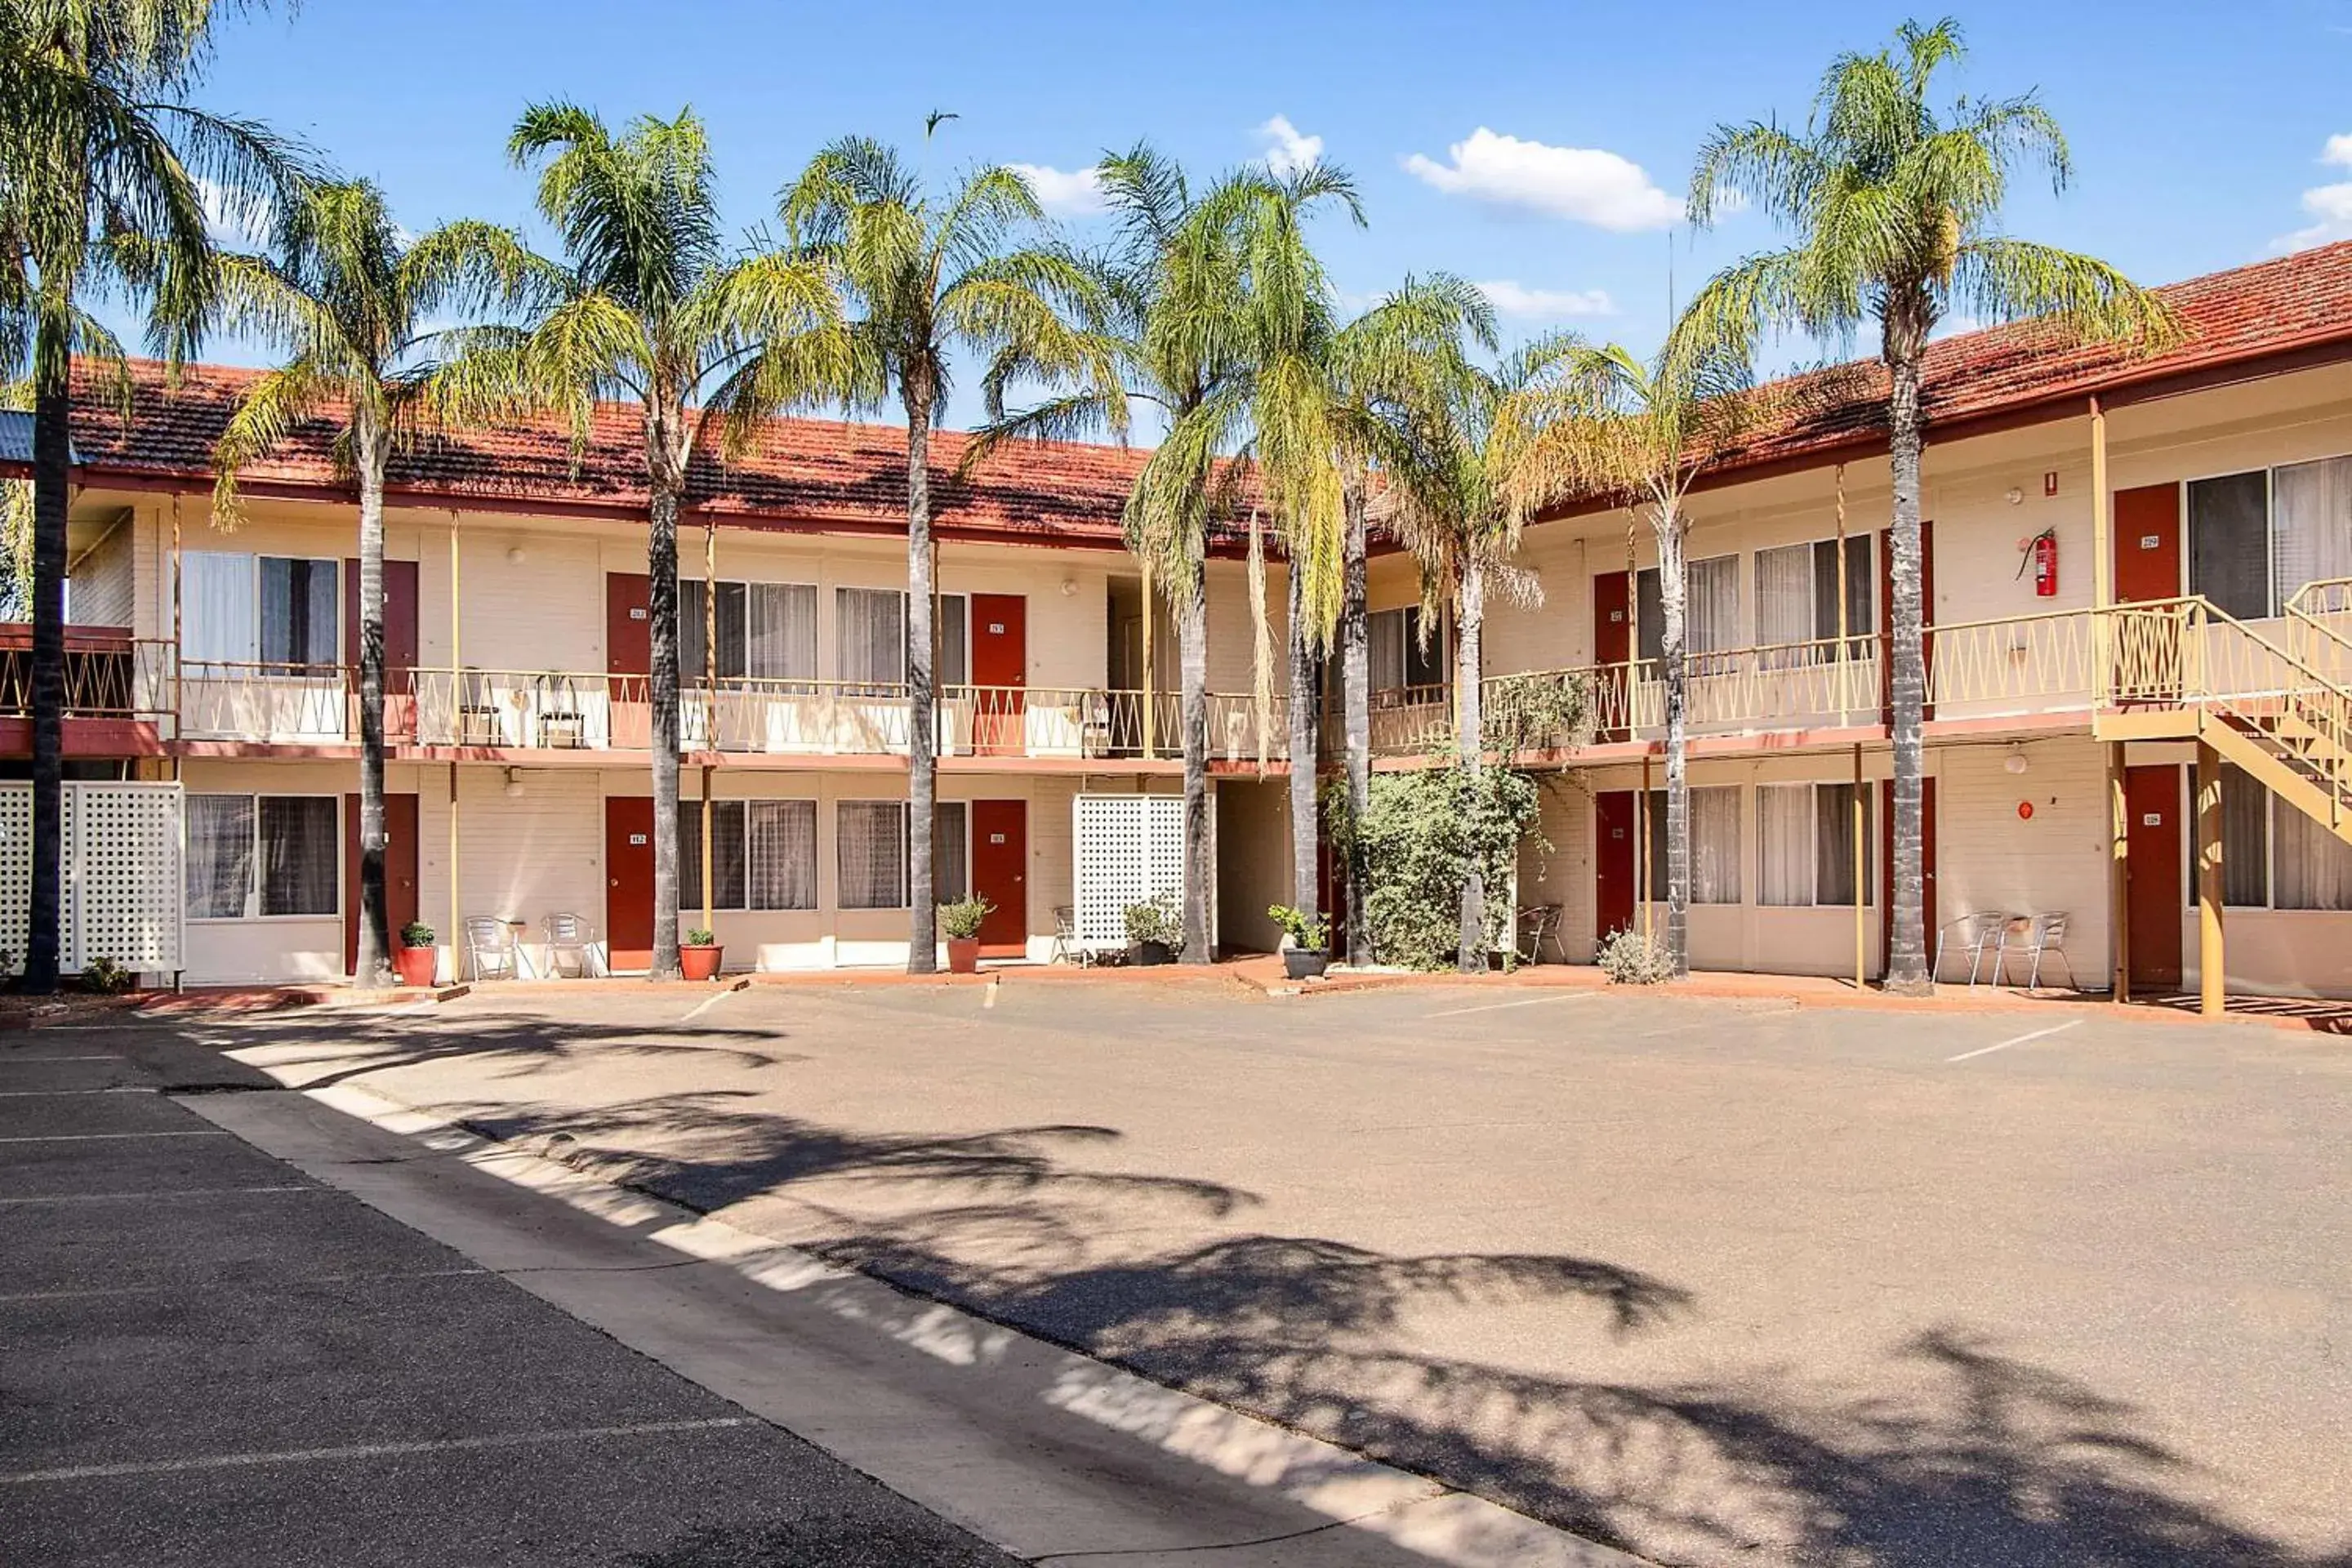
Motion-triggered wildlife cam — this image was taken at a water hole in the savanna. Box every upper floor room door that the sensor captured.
[607,572,652,750]
[970,594,1026,755]
[344,559,418,742]
[2114,483,2182,604]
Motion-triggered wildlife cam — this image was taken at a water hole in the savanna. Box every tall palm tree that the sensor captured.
[497,103,844,980]
[1686,16,2176,991]
[209,178,547,985]
[1497,329,1759,978]
[783,137,1119,973]
[0,0,300,993]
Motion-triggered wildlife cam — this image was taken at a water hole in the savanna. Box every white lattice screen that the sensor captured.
[1072,793,1215,952]
[0,782,184,974]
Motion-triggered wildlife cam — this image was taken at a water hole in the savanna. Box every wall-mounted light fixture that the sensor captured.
[506,546,526,565]
[2003,746,2029,776]
[504,766,525,799]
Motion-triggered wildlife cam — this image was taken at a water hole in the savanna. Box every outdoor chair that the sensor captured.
[2002,912,2078,992]
[1049,906,1092,967]
[541,911,599,978]
[1517,903,1566,965]
[1935,911,2016,988]
[462,917,522,982]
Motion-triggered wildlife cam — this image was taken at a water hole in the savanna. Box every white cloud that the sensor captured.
[1257,114,1323,177]
[1475,279,1616,318]
[1402,127,1683,231]
[1008,163,1106,216]
[2272,134,2352,252]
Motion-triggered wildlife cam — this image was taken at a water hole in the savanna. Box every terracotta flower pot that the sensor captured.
[679,944,724,982]
[394,945,439,989]
[947,937,982,974]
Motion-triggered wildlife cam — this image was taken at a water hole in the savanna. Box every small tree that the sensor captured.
[1325,748,1541,973]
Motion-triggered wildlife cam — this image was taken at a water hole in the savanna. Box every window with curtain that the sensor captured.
[838,800,909,908]
[681,581,746,679]
[2272,456,2352,609]
[1636,556,1740,663]
[677,800,749,909]
[687,581,818,683]
[187,794,336,918]
[183,552,258,663]
[2273,800,2352,910]
[1756,537,1873,655]
[679,798,817,910]
[835,589,967,687]
[2189,471,2272,620]
[2209,764,2270,908]
[1644,786,1740,903]
[259,557,339,669]
[1365,607,1447,695]
[1759,782,1873,906]
[934,801,969,902]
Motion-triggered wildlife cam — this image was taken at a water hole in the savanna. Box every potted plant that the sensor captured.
[1124,894,1183,967]
[395,920,439,988]
[680,927,724,982]
[938,895,993,974]
[1268,905,1330,980]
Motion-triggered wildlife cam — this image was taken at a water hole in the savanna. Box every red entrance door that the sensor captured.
[1880,777,1939,978]
[343,792,419,974]
[1592,571,1631,737]
[970,594,1027,755]
[604,796,656,970]
[344,559,420,741]
[970,799,1028,956]
[1595,790,1637,943]
[2114,483,2182,604]
[606,572,653,751]
[2123,764,2184,991]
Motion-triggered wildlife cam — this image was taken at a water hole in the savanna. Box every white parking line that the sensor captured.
[1947,1019,2083,1063]
[679,989,734,1022]
[1424,992,1602,1018]
[0,1416,760,1485]
[0,1185,319,1205]
[0,1088,151,1098]
[0,1054,122,1063]
[0,1130,232,1144]
[0,1265,492,1304]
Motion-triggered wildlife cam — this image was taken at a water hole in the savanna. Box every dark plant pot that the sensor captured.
[1283,947,1329,981]
[394,945,439,989]
[1131,940,1173,968]
[947,938,982,974]
[679,944,724,982]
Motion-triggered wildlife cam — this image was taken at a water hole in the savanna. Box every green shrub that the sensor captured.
[78,957,136,995]
[399,920,435,949]
[1124,893,1183,948]
[937,896,993,940]
[1267,904,1328,951]
[1596,928,1675,985]
[1325,748,1544,972]
[684,928,717,948]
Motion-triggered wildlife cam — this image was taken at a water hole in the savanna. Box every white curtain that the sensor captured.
[1815,782,1868,906]
[933,801,969,902]
[1686,556,1740,655]
[1367,608,1408,693]
[835,589,905,688]
[747,585,817,682]
[677,800,747,910]
[2273,456,2352,608]
[185,794,254,917]
[838,800,907,908]
[2272,801,2352,910]
[937,594,969,687]
[1689,786,1742,903]
[1754,545,1814,648]
[258,558,337,668]
[257,796,337,915]
[746,800,817,910]
[1757,784,1813,906]
[2221,767,2270,907]
[184,552,257,664]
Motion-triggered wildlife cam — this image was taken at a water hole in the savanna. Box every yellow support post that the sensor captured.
[2196,740,2225,1018]
[1854,742,1867,988]
[2091,397,2111,706]
[1140,563,1156,760]
[2109,742,2131,1004]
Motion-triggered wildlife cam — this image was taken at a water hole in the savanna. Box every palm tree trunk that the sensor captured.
[353,409,391,987]
[1285,560,1320,944]
[904,383,938,973]
[645,407,684,981]
[23,326,70,996]
[1456,555,1486,973]
[1882,314,1931,995]
[1340,477,1371,967]
[1657,508,1690,979]
[1178,556,1210,963]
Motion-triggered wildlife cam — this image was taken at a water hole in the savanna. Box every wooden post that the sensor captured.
[700,763,715,936]
[2109,741,2132,1004]
[702,519,716,911]
[447,759,460,984]
[1835,464,1849,726]
[446,518,461,982]
[1854,742,1867,988]
[1638,751,1652,942]
[2091,398,2111,705]
[170,493,183,741]
[1140,564,1156,760]
[2196,740,2225,1018]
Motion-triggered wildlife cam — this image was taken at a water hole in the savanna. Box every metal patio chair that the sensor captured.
[1935,911,2017,988]
[541,911,600,978]
[2002,912,2078,992]
[1049,906,1092,968]
[1516,903,1566,966]
[462,917,522,982]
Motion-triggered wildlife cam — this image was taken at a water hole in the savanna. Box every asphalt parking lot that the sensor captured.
[30,979,2352,1567]
[0,1032,1022,1568]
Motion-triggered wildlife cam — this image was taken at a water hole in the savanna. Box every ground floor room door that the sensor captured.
[1595,790,1637,942]
[604,796,656,970]
[2123,764,2185,991]
[344,792,418,975]
[970,799,1028,957]
[1880,777,1938,979]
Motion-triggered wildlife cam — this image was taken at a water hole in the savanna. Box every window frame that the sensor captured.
[1642,784,1743,905]
[2183,467,2276,621]
[185,791,342,923]
[1757,781,1875,908]
[184,550,342,670]
[678,796,818,912]
[833,586,969,688]
[683,577,820,684]
[834,799,972,911]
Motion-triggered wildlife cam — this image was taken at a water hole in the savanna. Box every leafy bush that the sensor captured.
[1596,928,1675,985]
[937,896,993,940]
[78,957,136,995]
[684,928,717,948]
[399,920,435,950]
[1482,670,1597,754]
[1325,747,1544,972]
[1267,904,1328,951]
[1124,893,1184,948]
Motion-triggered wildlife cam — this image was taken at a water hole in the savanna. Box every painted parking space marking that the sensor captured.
[0,1265,491,1304]
[0,1185,320,1206]
[1947,1019,2082,1062]
[0,1130,233,1144]
[0,1416,760,1485]
[1424,993,1603,1018]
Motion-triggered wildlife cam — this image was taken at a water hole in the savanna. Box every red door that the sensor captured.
[604,796,656,970]
[1882,519,1936,721]
[343,792,419,974]
[2114,483,2181,604]
[344,558,420,740]
[970,799,1028,956]
[1592,571,1631,737]
[1880,776,1939,978]
[1595,790,1637,943]
[971,593,1027,756]
[2123,764,2184,991]
[606,572,652,751]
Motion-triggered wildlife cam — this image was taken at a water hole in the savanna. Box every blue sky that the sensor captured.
[179,0,2352,427]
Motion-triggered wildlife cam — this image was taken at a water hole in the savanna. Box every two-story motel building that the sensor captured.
[14,239,2352,997]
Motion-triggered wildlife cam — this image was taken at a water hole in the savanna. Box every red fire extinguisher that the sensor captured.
[2017,528,2059,598]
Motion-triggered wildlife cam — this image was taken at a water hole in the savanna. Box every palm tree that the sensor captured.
[783,136,1119,973]
[497,103,843,980]
[209,179,546,985]
[0,0,301,993]
[1497,330,1759,978]
[1686,16,2176,991]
